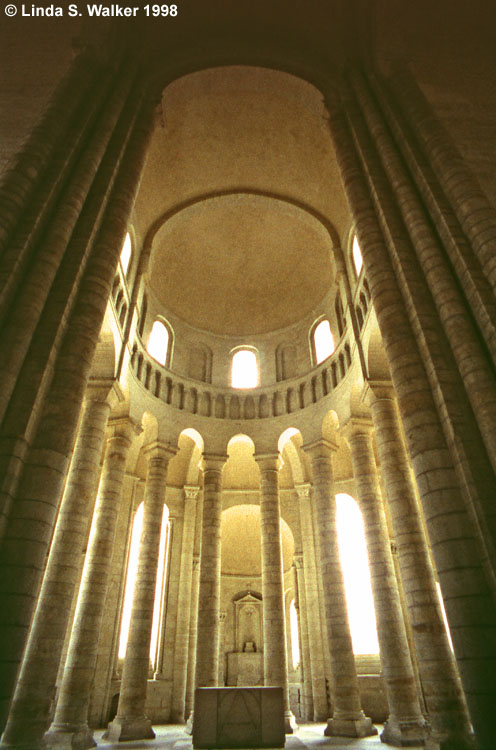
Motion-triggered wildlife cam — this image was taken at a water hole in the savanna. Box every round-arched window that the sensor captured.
[313,319,335,364]
[147,320,169,366]
[231,349,258,389]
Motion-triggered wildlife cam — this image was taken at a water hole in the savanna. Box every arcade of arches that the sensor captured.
[0,3,496,750]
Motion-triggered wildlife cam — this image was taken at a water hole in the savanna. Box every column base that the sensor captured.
[380,718,429,746]
[325,715,377,738]
[284,711,298,734]
[44,724,96,750]
[103,715,155,743]
[185,711,193,735]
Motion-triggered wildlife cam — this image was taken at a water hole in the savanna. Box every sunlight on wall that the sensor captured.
[336,492,379,654]
[150,505,170,668]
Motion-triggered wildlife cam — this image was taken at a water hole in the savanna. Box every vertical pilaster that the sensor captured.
[293,555,313,721]
[185,554,201,720]
[295,484,328,720]
[303,440,375,738]
[218,612,227,686]
[104,441,175,742]
[256,454,296,734]
[0,381,119,750]
[344,418,427,746]
[44,417,139,749]
[170,486,199,722]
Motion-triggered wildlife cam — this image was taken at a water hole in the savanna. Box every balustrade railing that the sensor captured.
[128,333,354,421]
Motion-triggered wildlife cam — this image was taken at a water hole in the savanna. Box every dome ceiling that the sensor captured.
[148,194,334,335]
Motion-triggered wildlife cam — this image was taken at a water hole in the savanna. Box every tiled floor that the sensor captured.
[94,722,424,749]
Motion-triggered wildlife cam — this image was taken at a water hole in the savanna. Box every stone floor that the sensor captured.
[94,723,424,749]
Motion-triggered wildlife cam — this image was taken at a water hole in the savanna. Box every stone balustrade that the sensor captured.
[129,334,354,421]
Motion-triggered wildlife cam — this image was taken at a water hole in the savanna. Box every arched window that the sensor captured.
[336,493,379,654]
[147,320,169,366]
[118,502,171,669]
[289,599,300,669]
[352,235,363,276]
[313,319,335,364]
[119,232,132,276]
[231,349,258,389]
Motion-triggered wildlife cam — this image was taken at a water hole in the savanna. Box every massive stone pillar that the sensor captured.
[170,486,200,722]
[256,454,296,734]
[0,381,119,750]
[194,455,226,691]
[343,418,427,747]
[366,383,473,748]
[303,440,375,738]
[295,484,328,720]
[104,441,175,742]
[0,65,157,726]
[327,89,496,749]
[293,555,313,722]
[44,417,138,749]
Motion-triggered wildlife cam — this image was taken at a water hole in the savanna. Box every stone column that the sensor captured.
[295,484,328,721]
[104,441,176,742]
[170,486,200,722]
[44,417,138,749]
[0,382,119,750]
[256,454,296,734]
[343,418,427,747]
[193,454,226,711]
[185,554,201,720]
[366,383,473,748]
[293,555,313,721]
[327,93,496,749]
[303,440,375,738]
[0,86,156,727]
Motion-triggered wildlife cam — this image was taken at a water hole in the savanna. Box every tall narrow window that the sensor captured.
[118,503,171,668]
[289,599,300,669]
[336,493,379,654]
[352,235,363,276]
[147,320,169,366]
[313,319,335,364]
[231,349,258,389]
[120,232,132,276]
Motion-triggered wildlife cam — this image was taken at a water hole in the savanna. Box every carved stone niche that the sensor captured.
[227,593,263,686]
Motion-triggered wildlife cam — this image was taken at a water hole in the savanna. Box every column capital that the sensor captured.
[143,440,177,460]
[302,438,338,459]
[341,417,374,443]
[363,379,395,405]
[294,553,304,570]
[295,483,312,500]
[202,453,227,472]
[184,485,200,502]
[86,378,123,409]
[254,452,281,473]
[107,416,141,444]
